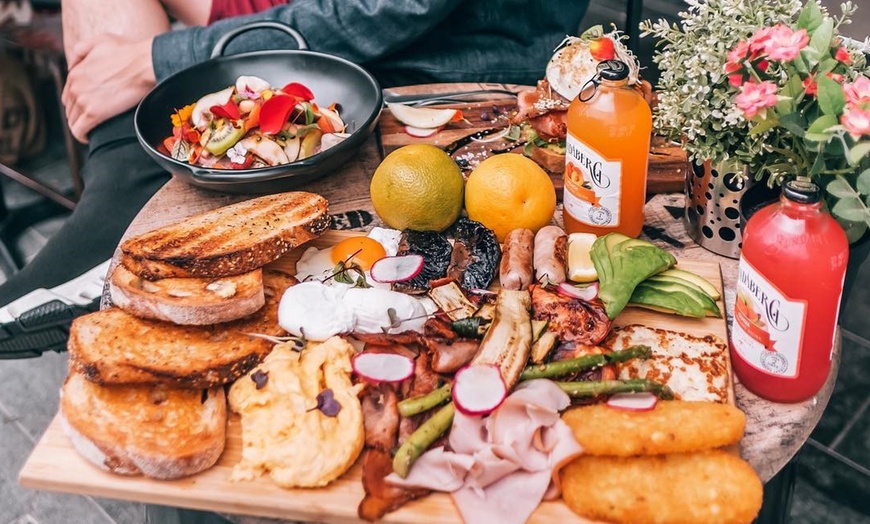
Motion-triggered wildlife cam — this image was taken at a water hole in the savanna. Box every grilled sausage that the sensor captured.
[499,228,534,290]
[533,225,568,285]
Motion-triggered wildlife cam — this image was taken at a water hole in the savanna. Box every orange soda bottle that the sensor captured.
[563,60,651,237]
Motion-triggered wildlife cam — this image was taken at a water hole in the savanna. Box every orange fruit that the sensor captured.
[464,154,557,241]
[369,144,464,232]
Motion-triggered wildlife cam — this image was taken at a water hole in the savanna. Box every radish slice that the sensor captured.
[352,352,415,383]
[606,392,659,412]
[452,364,507,416]
[370,255,425,283]
[557,281,599,301]
[404,125,442,138]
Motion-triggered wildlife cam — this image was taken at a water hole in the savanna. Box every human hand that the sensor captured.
[61,34,157,143]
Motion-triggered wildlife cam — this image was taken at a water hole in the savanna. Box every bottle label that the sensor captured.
[563,132,621,227]
[732,257,807,379]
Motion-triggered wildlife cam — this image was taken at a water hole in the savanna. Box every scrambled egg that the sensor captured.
[228,336,363,488]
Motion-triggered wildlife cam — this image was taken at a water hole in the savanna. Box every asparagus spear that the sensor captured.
[555,379,675,400]
[397,384,452,418]
[519,345,652,381]
[392,402,455,478]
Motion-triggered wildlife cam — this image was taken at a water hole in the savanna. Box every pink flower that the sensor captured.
[843,76,870,105]
[729,74,745,88]
[749,27,774,55]
[763,25,809,61]
[735,80,779,118]
[835,46,852,65]
[728,40,750,64]
[841,104,870,138]
[803,76,818,96]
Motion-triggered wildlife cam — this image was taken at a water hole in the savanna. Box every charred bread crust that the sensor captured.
[59,372,226,479]
[108,265,265,325]
[69,271,297,389]
[120,192,331,280]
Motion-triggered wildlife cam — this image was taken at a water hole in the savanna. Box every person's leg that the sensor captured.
[0,112,170,305]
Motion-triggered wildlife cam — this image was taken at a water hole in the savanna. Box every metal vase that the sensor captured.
[684,159,753,259]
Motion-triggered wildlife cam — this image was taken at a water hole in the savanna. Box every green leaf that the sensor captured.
[797,1,823,32]
[817,75,846,116]
[809,152,827,175]
[857,168,870,194]
[832,196,870,222]
[810,17,834,57]
[805,132,832,143]
[749,118,778,136]
[792,53,810,75]
[806,114,839,134]
[850,143,870,165]
[826,177,856,198]
[801,46,822,65]
[817,57,838,76]
[779,113,807,137]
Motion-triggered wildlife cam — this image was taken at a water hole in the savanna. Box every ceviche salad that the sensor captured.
[160,75,349,170]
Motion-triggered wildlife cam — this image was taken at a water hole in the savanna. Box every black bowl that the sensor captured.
[134,22,382,194]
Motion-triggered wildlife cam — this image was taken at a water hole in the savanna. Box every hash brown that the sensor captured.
[561,450,763,524]
[562,400,745,456]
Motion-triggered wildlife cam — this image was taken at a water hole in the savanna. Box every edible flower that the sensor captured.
[259,94,298,134]
[281,82,315,101]
[171,103,195,128]
[210,100,241,120]
[313,388,341,417]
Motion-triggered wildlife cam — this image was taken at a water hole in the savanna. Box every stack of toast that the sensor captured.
[59,192,330,479]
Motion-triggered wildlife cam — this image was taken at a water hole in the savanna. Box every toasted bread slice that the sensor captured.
[120,192,330,280]
[59,370,226,479]
[109,264,265,325]
[70,270,296,388]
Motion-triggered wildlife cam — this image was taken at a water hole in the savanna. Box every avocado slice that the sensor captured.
[659,268,721,299]
[647,274,721,311]
[591,233,677,320]
[634,279,721,317]
[629,282,708,318]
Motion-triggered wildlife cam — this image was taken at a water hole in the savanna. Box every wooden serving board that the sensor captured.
[377,99,691,199]
[20,231,731,524]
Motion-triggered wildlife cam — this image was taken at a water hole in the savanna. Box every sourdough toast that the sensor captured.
[109,265,265,325]
[120,192,330,280]
[69,270,296,388]
[59,370,226,479]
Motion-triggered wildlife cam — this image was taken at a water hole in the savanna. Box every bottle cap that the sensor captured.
[782,178,821,204]
[598,60,630,81]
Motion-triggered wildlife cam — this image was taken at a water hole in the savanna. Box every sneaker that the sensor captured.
[0,260,110,359]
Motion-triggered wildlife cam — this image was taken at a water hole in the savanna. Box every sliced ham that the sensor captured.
[386,380,583,524]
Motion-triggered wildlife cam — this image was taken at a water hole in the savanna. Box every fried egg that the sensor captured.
[295,227,402,290]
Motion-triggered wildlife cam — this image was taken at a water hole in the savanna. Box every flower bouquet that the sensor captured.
[724,1,870,241]
[643,0,870,242]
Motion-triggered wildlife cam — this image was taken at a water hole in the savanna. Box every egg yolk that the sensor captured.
[330,237,387,269]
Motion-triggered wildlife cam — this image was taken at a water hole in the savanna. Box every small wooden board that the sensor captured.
[20,231,730,524]
[377,100,690,198]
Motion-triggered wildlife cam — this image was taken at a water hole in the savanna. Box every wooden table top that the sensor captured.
[96,83,838,521]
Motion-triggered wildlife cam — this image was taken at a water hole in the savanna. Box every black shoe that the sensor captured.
[0,260,110,359]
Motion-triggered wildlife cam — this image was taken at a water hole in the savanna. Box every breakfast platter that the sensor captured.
[21,230,733,524]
